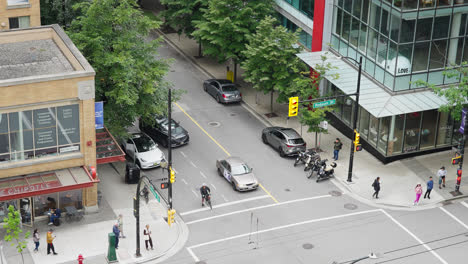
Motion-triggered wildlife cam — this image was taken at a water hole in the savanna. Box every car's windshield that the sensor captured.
[222,85,237,92]
[161,120,184,134]
[231,164,251,175]
[133,136,157,152]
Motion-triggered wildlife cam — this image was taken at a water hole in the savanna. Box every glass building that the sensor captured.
[298,0,468,162]
[276,0,315,50]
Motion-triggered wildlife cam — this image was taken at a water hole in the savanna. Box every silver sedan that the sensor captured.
[216,157,259,191]
[203,79,242,103]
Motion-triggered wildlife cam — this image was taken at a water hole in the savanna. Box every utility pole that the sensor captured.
[168,88,173,209]
[347,56,362,183]
[456,109,467,193]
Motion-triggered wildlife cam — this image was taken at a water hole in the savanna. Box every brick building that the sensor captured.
[0,0,41,30]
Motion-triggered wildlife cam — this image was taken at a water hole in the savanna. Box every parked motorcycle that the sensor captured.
[305,156,321,178]
[316,159,337,182]
[294,149,317,167]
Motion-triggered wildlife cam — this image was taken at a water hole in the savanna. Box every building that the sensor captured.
[0,24,99,226]
[297,0,468,163]
[0,0,40,29]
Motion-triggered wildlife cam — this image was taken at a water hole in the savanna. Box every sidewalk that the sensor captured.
[1,162,188,264]
[152,9,468,210]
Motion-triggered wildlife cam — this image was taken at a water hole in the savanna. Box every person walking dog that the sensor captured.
[414,183,423,205]
[333,138,343,161]
[438,166,447,189]
[372,177,381,199]
[424,177,434,199]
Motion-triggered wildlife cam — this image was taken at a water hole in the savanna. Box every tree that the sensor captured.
[40,0,85,28]
[192,0,274,82]
[68,0,173,137]
[3,205,30,264]
[241,15,303,113]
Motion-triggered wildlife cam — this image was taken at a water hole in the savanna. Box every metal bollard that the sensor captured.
[77,254,84,264]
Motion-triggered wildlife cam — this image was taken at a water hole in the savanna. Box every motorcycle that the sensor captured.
[316,159,337,182]
[305,156,321,178]
[294,149,317,167]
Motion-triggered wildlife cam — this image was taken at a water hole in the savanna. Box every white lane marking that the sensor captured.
[180,195,270,216]
[186,248,199,262]
[380,209,448,264]
[221,194,228,202]
[180,151,187,158]
[440,207,468,230]
[188,209,380,254]
[190,161,198,168]
[200,171,207,179]
[181,179,188,185]
[461,201,468,209]
[210,183,217,190]
[185,195,331,224]
[191,189,199,198]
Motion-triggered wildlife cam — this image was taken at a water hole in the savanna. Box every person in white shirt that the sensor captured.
[437,166,447,189]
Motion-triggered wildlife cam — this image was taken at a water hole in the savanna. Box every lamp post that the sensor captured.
[343,56,362,183]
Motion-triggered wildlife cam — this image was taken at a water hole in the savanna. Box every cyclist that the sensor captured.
[200,184,211,207]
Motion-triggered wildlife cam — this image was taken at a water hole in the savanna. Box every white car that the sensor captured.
[123,133,165,169]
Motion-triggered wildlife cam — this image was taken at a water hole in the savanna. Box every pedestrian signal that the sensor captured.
[457,169,462,177]
[452,156,462,165]
[354,142,362,152]
[288,97,299,117]
[160,182,169,189]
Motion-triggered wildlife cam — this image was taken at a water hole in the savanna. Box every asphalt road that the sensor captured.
[139,40,468,264]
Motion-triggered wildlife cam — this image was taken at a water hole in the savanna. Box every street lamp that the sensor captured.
[338,56,362,183]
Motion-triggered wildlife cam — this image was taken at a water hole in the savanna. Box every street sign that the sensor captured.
[313,99,336,109]
[149,185,160,203]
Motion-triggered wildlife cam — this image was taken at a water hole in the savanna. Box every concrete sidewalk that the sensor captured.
[1,163,188,264]
[152,10,468,210]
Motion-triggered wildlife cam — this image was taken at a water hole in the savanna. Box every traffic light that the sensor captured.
[354,143,363,152]
[133,196,138,218]
[170,167,175,183]
[354,131,360,144]
[161,182,169,189]
[452,156,462,165]
[457,169,462,177]
[167,209,176,226]
[288,97,299,117]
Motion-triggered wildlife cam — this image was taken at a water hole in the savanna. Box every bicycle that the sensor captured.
[205,194,212,210]
[140,186,149,204]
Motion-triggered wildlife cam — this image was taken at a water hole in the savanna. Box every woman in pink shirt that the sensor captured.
[414,183,423,206]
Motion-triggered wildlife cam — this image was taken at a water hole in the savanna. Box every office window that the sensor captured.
[8,16,30,29]
[7,0,29,5]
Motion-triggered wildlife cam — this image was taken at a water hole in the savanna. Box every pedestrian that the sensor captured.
[144,224,153,250]
[333,138,343,160]
[33,229,40,252]
[424,177,434,199]
[46,229,57,255]
[414,183,423,205]
[372,177,380,199]
[113,223,120,249]
[118,214,125,238]
[438,166,447,189]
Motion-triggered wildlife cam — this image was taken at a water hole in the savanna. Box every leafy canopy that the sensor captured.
[3,205,30,263]
[40,0,85,28]
[160,0,207,37]
[241,15,303,102]
[192,0,274,64]
[68,0,173,136]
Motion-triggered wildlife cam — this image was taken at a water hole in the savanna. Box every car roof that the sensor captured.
[131,132,149,139]
[279,128,301,138]
[225,156,246,166]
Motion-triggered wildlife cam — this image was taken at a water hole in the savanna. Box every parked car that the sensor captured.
[203,79,242,103]
[261,127,306,157]
[140,116,189,148]
[122,133,166,169]
[216,157,259,191]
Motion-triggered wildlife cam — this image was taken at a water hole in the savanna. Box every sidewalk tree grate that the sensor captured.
[329,190,342,197]
[284,188,291,192]
[265,113,278,118]
[302,243,314,250]
[208,122,221,127]
[450,191,463,197]
[442,201,453,206]
[344,203,358,210]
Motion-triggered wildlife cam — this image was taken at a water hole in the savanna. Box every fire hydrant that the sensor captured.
[77,254,84,264]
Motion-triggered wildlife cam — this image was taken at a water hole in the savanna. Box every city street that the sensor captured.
[140,40,468,263]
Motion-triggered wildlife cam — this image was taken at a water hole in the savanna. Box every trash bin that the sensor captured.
[125,162,140,184]
[107,233,117,262]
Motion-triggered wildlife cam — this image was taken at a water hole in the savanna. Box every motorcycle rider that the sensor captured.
[200,184,211,207]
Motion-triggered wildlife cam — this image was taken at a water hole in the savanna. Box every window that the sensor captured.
[404,112,421,152]
[420,110,437,149]
[437,112,453,147]
[8,16,30,29]
[388,115,404,155]
[7,0,29,5]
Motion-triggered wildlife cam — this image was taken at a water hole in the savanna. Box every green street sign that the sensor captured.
[149,185,160,203]
[313,99,336,109]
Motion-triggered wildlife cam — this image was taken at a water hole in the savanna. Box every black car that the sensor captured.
[203,79,242,103]
[140,116,189,148]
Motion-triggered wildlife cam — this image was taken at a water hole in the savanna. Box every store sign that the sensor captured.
[95,102,104,129]
[0,181,62,197]
[60,145,80,153]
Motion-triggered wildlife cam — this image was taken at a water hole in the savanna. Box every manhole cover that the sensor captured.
[329,190,342,197]
[442,201,453,206]
[344,203,358,210]
[302,243,314,249]
[230,113,237,117]
[285,188,291,192]
[208,122,221,127]
[196,262,207,264]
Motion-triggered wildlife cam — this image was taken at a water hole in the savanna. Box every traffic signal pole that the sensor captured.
[456,111,467,192]
[168,88,173,209]
[347,56,362,183]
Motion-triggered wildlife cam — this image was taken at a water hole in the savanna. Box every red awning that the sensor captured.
[0,166,99,201]
[96,127,126,164]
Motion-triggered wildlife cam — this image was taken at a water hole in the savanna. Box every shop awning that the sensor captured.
[296,51,448,118]
[0,167,99,201]
[96,127,125,164]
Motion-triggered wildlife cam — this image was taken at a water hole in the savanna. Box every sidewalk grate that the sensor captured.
[302,243,314,250]
[208,122,221,127]
[329,190,342,197]
[284,188,291,192]
[344,203,358,210]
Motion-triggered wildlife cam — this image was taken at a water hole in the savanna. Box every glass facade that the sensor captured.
[284,0,315,19]
[331,0,468,91]
[278,14,313,50]
[0,104,80,163]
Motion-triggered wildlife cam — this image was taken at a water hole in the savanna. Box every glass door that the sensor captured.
[20,198,32,227]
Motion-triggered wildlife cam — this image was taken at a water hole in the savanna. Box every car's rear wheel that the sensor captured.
[262,134,268,144]
[279,148,285,157]
[217,168,223,177]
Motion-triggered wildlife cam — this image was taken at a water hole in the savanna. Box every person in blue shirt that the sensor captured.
[424,176,434,199]
[113,223,120,249]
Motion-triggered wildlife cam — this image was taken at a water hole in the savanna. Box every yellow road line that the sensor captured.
[175,102,279,203]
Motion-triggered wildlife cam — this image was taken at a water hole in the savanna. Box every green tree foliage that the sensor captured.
[159,0,207,37]
[3,205,30,264]
[241,15,303,111]
[68,0,173,136]
[414,63,468,121]
[192,0,274,80]
[40,0,85,28]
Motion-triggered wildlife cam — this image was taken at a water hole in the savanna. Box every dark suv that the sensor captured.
[261,127,306,157]
[140,116,189,148]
